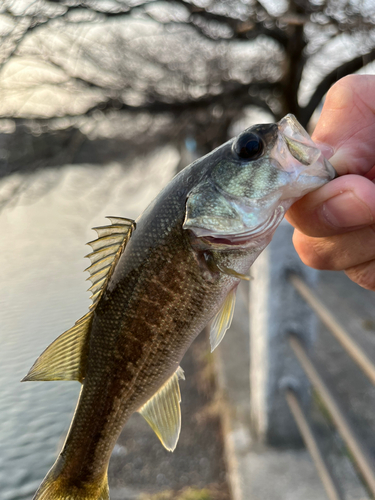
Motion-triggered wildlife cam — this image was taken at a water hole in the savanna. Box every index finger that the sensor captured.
[312,75,375,176]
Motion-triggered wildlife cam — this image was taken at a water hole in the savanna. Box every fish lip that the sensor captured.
[277,114,337,180]
[278,114,319,165]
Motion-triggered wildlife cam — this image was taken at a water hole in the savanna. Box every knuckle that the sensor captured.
[293,233,337,270]
[345,263,375,291]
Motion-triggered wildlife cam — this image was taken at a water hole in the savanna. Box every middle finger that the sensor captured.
[293,225,375,271]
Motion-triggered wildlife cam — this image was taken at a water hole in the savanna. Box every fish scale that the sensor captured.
[24,114,336,499]
[56,194,227,483]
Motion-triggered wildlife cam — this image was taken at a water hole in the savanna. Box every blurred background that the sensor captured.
[1,1,375,499]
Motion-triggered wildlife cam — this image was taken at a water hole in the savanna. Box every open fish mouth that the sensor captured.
[279,114,321,166]
[278,114,337,180]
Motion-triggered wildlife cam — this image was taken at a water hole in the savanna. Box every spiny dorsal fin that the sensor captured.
[139,367,185,452]
[85,216,135,309]
[23,216,135,384]
[22,312,92,383]
[210,288,237,352]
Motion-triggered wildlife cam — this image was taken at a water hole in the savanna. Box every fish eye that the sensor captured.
[233,132,264,160]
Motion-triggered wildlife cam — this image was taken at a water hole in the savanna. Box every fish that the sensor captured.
[24,114,335,500]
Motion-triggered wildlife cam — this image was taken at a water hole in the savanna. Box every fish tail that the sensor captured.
[33,459,109,500]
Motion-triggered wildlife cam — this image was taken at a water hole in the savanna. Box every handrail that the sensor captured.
[285,388,343,500]
[290,273,375,387]
[289,334,375,497]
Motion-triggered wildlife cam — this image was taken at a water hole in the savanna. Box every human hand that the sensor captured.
[286,75,375,290]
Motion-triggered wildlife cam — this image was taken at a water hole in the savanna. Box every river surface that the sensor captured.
[0,148,178,499]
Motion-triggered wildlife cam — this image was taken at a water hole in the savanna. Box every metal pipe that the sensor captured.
[290,273,375,387]
[289,334,375,497]
[285,388,343,500]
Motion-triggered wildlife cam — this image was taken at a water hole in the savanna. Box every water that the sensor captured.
[0,148,178,499]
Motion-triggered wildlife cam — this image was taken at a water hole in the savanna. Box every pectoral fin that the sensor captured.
[139,367,185,452]
[210,288,237,352]
[216,263,252,281]
[22,312,92,383]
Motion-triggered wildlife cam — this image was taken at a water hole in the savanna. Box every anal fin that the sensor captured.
[210,288,237,352]
[22,312,92,383]
[138,367,185,452]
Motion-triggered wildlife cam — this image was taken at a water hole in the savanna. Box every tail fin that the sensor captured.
[33,459,109,500]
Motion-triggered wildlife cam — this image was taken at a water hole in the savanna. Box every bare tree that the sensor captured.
[0,0,374,175]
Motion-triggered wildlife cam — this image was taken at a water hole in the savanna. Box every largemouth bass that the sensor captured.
[24,115,335,500]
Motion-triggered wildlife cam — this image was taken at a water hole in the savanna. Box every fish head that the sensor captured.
[183,114,336,249]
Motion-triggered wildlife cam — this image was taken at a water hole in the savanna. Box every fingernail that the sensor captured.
[322,192,374,228]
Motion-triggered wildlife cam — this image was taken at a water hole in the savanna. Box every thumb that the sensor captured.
[312,75,375,176]
[286,174,375,237]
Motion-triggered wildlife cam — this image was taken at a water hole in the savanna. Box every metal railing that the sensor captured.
[290,274,375,386]
[285,386,343,500]
[287,273,375,499]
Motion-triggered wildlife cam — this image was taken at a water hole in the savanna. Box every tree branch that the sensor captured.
[0,2,150,70]
[177,1,288,46]
[2,81,279,123]
[301,48,375,125]
[280,0,307,119]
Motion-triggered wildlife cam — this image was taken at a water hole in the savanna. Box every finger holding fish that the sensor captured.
[312,76,375,177]
[286,75,375,290]
[286,174,375,237]
[293,223,375,291]
[292,226,375,271]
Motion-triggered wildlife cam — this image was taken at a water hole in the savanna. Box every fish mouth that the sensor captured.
[279,114,320,166]
[277,114,337,180]
[199,205,285,248]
